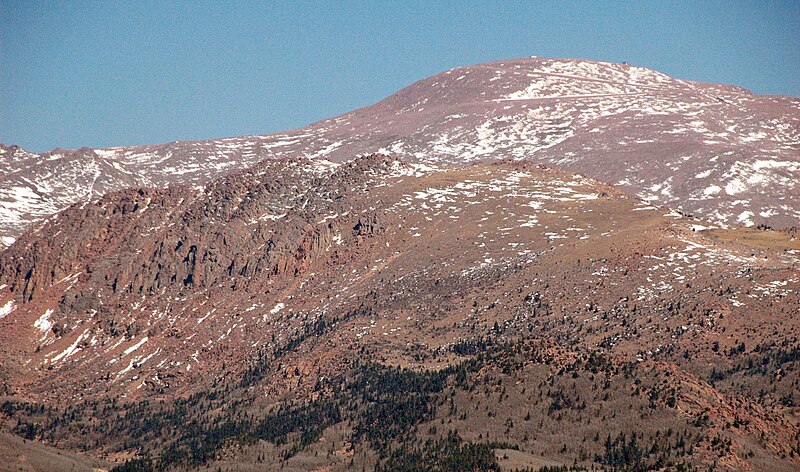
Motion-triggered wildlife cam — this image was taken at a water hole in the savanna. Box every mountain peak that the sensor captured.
[1,58,798,251]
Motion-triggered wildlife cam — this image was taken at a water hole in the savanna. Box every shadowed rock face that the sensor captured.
[2,57,798,248]
[0,156,397,326]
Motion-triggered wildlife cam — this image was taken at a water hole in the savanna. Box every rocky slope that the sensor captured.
[2,57,798,248]
[0,154,798,470]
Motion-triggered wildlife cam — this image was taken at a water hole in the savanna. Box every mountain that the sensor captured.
[0,58,799,471]
[1,153,799,470]
[1,57,798,249]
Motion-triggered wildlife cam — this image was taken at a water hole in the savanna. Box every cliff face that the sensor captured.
[0,155,397,338]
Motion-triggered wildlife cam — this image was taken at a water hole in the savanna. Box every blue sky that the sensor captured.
[2,1,798,152]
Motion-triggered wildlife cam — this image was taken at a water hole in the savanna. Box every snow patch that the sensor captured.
[123,336,149,356]
[34,309,54,334]
[270,303,285,315]
[0,300,15,319]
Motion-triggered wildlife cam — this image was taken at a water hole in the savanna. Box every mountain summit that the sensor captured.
[1,58,798,248]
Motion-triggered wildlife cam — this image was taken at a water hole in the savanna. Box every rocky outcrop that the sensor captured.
[0,155,402,335]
